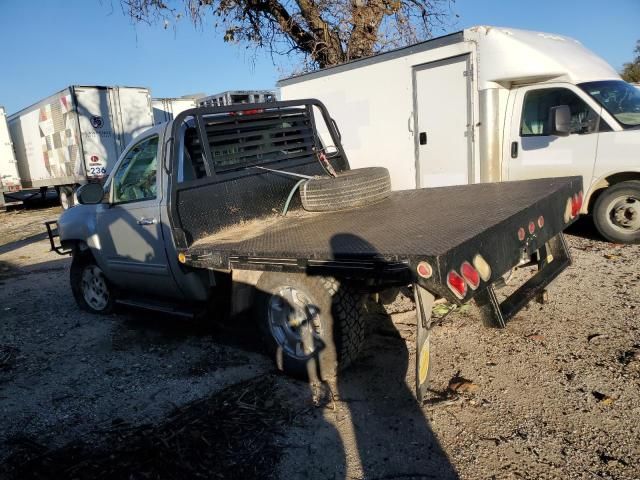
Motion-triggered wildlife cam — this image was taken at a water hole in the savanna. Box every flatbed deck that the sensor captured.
[182,177,580,278]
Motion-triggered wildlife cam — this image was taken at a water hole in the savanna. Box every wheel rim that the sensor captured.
[606,195,640,234]
[267,286,323,359]
[81,265,110,311]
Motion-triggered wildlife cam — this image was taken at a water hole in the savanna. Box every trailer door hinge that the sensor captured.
[463,66,474,81]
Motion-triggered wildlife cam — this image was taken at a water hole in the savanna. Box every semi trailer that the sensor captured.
[8,86,154,208]
[0,106,21,209]
[152,96,200,125]
[279,26,640,244]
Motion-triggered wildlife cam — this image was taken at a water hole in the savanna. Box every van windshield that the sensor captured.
[579,80,640,128]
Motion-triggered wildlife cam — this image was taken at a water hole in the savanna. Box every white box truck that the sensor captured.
[279,26,640,244]
[152,96,200,124]
[8,85,154,208]
[0,106,22,209]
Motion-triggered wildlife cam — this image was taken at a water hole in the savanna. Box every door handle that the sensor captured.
[419,132,427,145]
[511,141,518,159]
[137,217,157,225]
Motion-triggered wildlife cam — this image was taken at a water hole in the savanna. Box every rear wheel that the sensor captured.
[254,273,365,381]
[593,181,640,244]
[70,252,115,314]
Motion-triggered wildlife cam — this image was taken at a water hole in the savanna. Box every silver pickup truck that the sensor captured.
[47,99,582,399]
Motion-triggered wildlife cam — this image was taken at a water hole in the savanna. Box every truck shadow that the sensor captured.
[297,233,459,479]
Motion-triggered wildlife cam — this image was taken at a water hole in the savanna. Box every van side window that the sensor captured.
[520,88,600,137]
[112,136,159,203]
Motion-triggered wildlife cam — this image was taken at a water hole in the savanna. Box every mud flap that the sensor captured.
[413,284,435,402]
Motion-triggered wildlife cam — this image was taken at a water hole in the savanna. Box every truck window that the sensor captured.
[112,135,159,203]
[520,88,601,137]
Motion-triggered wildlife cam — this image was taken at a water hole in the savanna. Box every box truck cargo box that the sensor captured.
[279,26,640,244]
[8,86,153,208]
[152,97,199,124]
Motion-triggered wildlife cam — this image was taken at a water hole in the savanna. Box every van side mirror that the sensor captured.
[548,105,571,136]
[76,183,104,205]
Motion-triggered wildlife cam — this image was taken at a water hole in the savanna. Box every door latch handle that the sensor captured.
[137,218,157,225]
[511,141,518,158]
[419,132,427,145]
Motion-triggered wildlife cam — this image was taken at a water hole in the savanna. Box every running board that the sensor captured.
[115,298,197,319]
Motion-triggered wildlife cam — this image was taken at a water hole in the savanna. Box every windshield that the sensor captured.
[579,80,640,128]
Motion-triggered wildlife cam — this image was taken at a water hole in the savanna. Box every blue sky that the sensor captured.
[0,0,638,113]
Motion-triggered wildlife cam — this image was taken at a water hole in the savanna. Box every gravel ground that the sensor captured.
[0,205,638,479]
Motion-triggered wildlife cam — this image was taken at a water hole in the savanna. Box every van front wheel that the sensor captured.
[593,181,640,244]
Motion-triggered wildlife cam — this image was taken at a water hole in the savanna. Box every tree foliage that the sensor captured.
[121,0,454,70]
[621,40,640,83]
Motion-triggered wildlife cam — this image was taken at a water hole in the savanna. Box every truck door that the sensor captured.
[413,54,473,188]
[96,133,181,298]
[505,84,604,184]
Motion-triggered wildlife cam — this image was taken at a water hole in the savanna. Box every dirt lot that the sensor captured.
[0,204,638,479]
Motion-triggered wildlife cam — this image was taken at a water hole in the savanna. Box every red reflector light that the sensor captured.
[416,261,433,279]
[447,271,467,299]
[571,191,583,217]
[538,215,544,228]
[460,262,480,290]
[528,221,535,234]
[518,227,525,241]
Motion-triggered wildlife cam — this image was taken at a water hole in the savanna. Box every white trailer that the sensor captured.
[279,26,640,244]
[0,106,22,208]
[8,86,154,208]
[152,96,200,124]
[198,90,276,107]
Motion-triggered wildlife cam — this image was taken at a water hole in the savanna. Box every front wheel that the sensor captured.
[593,181,640,244]
[70,253,115,314]
[254,273,365,382]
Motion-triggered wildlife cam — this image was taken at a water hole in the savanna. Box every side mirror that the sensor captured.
[76,183,104,205]
[548,105,571,136]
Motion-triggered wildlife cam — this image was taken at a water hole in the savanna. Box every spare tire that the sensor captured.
[300,167,391,212]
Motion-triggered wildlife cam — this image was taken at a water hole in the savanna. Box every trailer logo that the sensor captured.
[90,115,104,129]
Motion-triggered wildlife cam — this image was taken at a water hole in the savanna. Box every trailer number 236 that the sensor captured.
[89,166,107,176]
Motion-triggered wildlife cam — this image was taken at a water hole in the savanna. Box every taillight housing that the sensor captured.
[528,221,536,235]
[447,270,467,299]
[416,261,433,279]
[517,227,526,241]
[472,254,492,281]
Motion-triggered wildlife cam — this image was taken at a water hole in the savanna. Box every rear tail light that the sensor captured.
[472,254,492,281]
[537,215,545,228]
[517,227,526,241]
[571,191,583,217]
[528,221,536,234]
[447,271,467,299]
[460,262,480,290]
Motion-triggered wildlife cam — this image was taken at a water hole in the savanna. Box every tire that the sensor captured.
[300,167,391,212]
[70,252,115,314]
[57,186,75,210]
[254,272,366,382]
[593,181,640,244]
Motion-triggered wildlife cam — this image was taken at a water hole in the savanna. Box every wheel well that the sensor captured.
[587,172,640,214]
